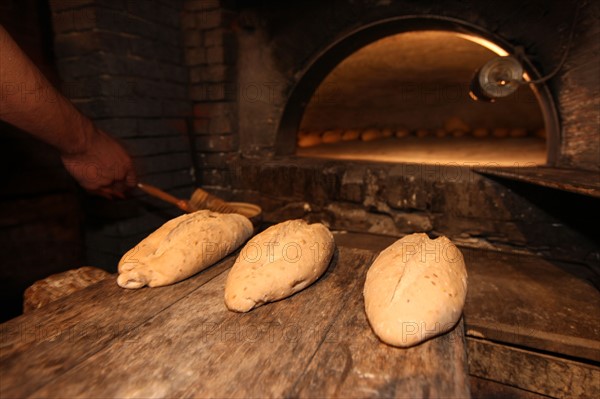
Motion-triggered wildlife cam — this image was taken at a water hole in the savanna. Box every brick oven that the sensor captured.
[0,0,598,397]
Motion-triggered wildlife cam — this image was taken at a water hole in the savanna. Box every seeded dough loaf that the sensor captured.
[363,233,467,347]
[117,211,253,289]
[224,219,335,312]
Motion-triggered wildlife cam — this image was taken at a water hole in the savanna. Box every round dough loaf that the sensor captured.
[363,233,467,347]
[224,219,335,312]
[117,211,253,289]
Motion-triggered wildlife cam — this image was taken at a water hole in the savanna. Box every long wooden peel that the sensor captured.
[137,183,238,214]
[137,183,191,212]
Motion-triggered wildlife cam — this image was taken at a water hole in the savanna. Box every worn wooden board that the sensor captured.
[290,290,469,398]
[467,337,600,399]
[1,246,470,398]
[28,249,362,397]
[5,230,597,397]
[462,249,600,363]
[334,231,600,363]
[475,166,600,198]
[469,375,550,399]
[0,257,234,398]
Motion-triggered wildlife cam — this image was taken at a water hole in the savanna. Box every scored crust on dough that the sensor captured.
[224,219,335,312]
[117,210,253,289]
[363,233,467,348]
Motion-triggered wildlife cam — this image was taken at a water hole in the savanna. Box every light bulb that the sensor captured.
[469,56,524,102]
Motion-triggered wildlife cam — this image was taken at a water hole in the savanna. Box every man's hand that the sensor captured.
[1,25,137,199]
[61,128,137,199]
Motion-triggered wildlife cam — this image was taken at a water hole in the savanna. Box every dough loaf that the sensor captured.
[224,219,335,312]
[117,211,253,289]
[363,233,467,347]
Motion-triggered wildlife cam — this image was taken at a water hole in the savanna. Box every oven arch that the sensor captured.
[275,15,560,165]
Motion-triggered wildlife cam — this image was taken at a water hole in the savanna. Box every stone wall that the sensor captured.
[229,158,599,269]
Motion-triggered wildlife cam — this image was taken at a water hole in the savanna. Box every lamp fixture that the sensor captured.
[469,2,580,102]
[469,56,523,102]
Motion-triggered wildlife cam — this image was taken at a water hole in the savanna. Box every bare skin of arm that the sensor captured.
[0,25,136,198]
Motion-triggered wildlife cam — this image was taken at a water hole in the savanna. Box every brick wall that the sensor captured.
[48,0,196,269]
[182,0,239,191]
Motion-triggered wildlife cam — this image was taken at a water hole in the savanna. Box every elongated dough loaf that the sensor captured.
[224,219,335,312]
[117,211,253,289]
[364,233,467,347]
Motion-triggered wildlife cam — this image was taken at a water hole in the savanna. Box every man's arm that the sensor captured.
[0,25,136,198]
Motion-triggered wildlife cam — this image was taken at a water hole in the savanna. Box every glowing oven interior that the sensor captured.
[296,31,547,166]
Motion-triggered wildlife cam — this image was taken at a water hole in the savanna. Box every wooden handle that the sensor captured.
[137,182,190,212]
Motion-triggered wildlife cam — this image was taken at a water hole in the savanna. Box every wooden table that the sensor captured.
[334,233,600,398]
[3,232,599,398]
[0,234,470,398]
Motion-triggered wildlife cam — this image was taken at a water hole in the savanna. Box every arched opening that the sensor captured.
[276,17,559,166]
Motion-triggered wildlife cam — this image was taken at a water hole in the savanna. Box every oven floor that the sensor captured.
[297,137,546,166]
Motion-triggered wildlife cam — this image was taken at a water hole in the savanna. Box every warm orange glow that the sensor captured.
[298,137,546,166]
[453,33,509,56]
[453,33,533,83]
[298,30,547,166]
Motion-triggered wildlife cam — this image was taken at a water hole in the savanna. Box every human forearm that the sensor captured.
[1,25,136,197]
[0,25,94,155]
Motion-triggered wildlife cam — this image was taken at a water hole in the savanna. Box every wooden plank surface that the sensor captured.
[29,249,366,398]
[462,249,600,362]
[475,166,600,198]
[335,231,600,362]
[290,289,469,398]
[467,337,600,399]
[469,375,550,399]
[1,246,470,398]
[0,257,234,398]
[3,231,597,397]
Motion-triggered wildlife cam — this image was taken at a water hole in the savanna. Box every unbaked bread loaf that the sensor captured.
[363,233,467,347]
[224,219,335,312]
[117,211,253,289]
